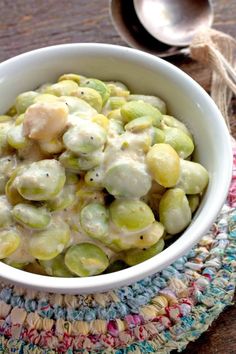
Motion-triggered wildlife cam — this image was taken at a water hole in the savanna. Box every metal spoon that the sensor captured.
[133,0,214,47]
[110,0,187,58]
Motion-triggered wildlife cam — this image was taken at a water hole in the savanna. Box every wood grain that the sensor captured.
[0,1,235,352]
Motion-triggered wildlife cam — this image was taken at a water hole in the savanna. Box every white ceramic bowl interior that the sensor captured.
[0,44,232,294]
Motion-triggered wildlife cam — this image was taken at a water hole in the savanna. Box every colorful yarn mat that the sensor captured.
[0,149,236,354]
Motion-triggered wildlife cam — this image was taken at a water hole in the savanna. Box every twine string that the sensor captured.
[190,28,236,132]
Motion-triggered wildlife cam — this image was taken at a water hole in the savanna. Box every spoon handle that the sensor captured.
[179,48,191,56]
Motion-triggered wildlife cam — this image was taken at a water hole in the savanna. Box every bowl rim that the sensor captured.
[0,43,232,294]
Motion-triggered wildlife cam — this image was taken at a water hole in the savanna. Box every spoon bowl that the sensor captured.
[110,0,185,58]
[133,0,214,47]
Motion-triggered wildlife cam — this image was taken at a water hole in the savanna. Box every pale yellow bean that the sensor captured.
[146,143,180,187]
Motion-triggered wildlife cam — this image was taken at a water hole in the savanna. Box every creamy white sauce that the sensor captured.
[2,108,155,266]
[0,81,181,273]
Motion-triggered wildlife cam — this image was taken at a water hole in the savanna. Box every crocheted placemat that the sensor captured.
[0,151,235,354]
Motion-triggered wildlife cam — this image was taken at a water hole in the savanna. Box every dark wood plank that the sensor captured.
[0,1,235,353]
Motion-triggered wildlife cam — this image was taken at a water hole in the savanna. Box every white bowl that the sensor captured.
[0,43,232,294]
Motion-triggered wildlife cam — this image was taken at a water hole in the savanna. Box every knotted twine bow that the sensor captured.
[189,28,236,132]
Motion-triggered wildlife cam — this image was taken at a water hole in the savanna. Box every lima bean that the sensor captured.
[64,243,109,276]
[0,155,17,194]
[47,184,77,211]
[72,87,103,112]
[123,238,165,266]
[84,166,104,188]
[7,123,28,149]
[40,254,73,277]
[15,159,66,201]
[15,114,25,125]
[151,127,165,144]
[45,80,78,96]
[59,150,103,172]
[106,81,130,97]
[109,221,164,251]
[127,94,166,114]
[0,196,13,227]
[163,115,192,137]
[0,122,13,155]
[188,194,200,213]
[12,203,51,229]
[29,219,70,260]
[60,96,97,117]
[34,93,58,104]
[110,199,155,232]
[0,115,12,123]
[15,91,39,114]
[63,122,106,154]
[163,127,194,158]
[80,203,109,241]
[103,159,152,198]
[58,73,81,84]
[121,101,162,126]
[159,188,192,235]
[176,159,209,194]
[106,96,126,110]
[125,116,153,132]
[3,259,29,269]
[146,143,180,187]
[5,166,26,205]
[39,138,64,154]
[0,230,21,259]
[80,78,110,105]
[91,114,109,130]
[107,109,124,122]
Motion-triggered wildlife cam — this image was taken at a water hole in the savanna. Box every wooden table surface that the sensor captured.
[0,1,235,353]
